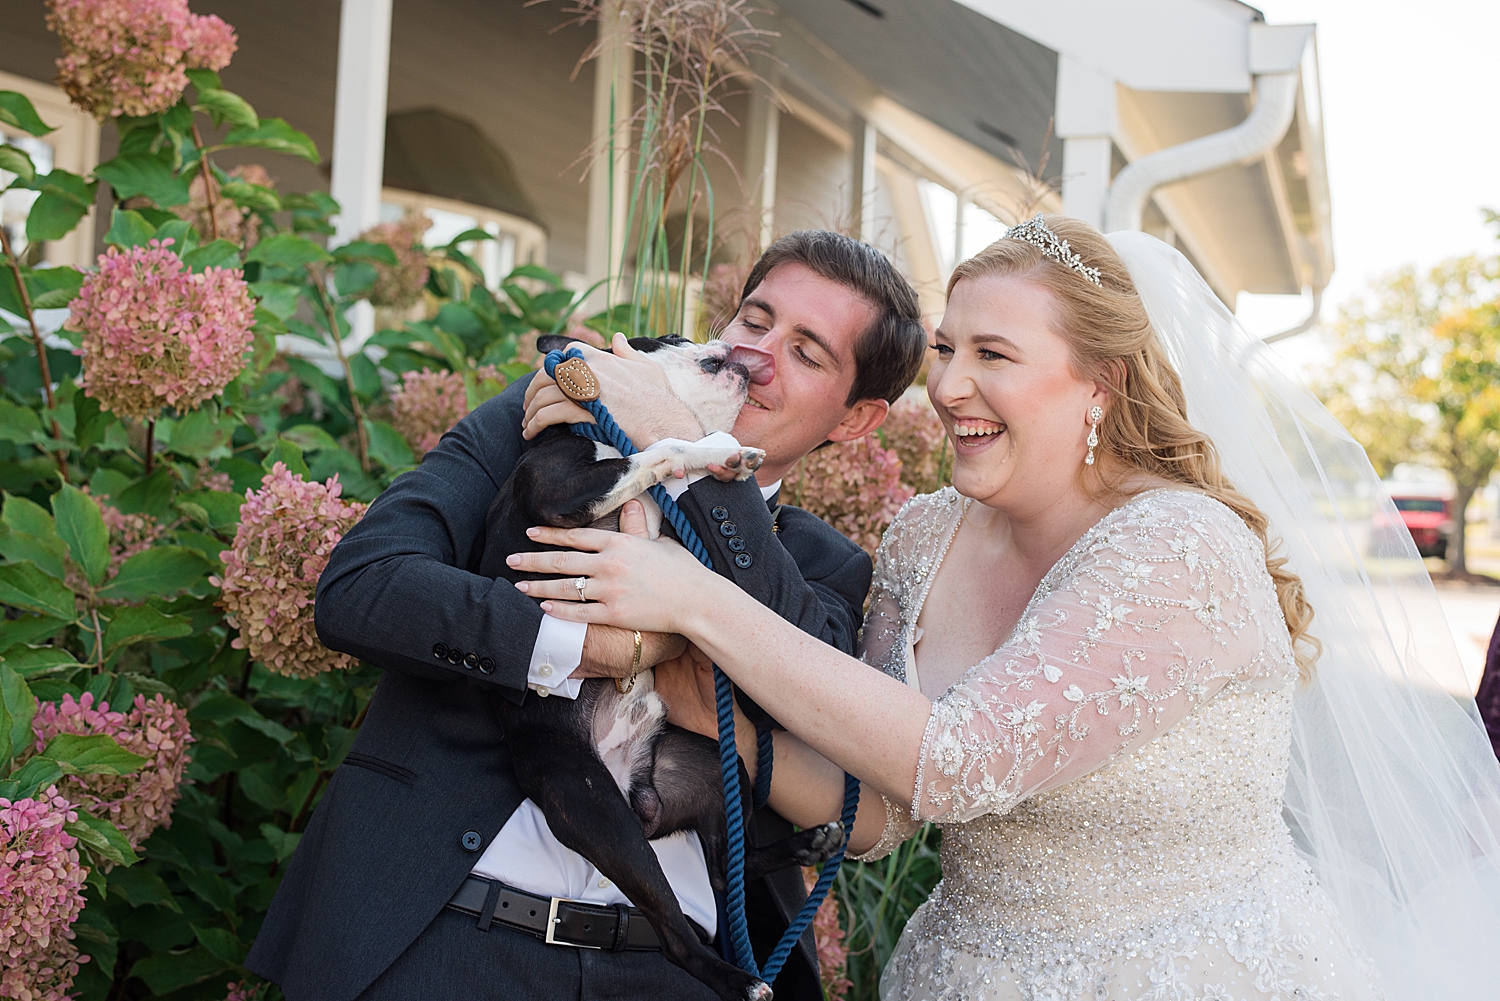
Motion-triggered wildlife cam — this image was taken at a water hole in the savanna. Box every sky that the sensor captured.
[1232,0,1500,373]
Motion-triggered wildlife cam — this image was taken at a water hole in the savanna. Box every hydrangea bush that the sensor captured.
[213,464,367,678]
[0,6,950,998]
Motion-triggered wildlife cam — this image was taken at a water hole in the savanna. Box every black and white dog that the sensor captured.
[478,336,843,1001]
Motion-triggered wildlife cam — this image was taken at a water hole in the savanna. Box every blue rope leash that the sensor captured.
[541,349,859,983]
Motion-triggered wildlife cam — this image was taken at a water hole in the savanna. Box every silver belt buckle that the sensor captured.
[545,896,603,949]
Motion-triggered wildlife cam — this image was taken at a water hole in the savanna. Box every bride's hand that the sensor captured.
[507,523,714,636]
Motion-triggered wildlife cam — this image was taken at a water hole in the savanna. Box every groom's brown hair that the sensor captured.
[741,230,927,406]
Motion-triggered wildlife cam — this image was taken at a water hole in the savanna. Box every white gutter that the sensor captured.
[1104,71,1299,233]
[1262,287,1322,344]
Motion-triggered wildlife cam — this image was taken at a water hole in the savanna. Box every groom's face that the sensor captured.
[719,263,881,484]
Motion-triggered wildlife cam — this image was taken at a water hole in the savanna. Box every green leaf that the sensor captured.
[180,867,236,912]
[73,391,114,452]
[332,240,399,265]
[365,419,414,470]
[181,239,242,272]
[506,262,565,287]
[192,924,247,965]
[24,266,84,312]
[279,424,342,453]
[4,494,57,542]
[0,92,55,136]
[114,469,175,520]
[52,484,109,586]
[0,145,35,184]
[445,227,494,248]
[103,603,193,656]
[0,663,34,767]
[221,117,320,162]
[0,561,77,619]
[66,813,141,867]
[219,178,280,213]
[334,260,377,297]
[284,357,344,402]
[93,153,191,208]
[39,732,148,775]
[153,217,198,255]
[185,67,222,92]
[246,232,332,269]
[249,281,300,319]
[350,353,381,401]
[0,399,41,445]
[25,190,90,242]
[262,438,309,478]
[194,88,258,130]
[178,490,243,529]
[102,210,159,255]
[6,755,63,797]
[130,946,227,995]
[98,546,211,601]
[165,405,232,457]
[2,645,84,677]
[0,525,67,581]
[0,614,67,650]
[108,864,180,910]
[435,301,482,338]
[259,822,303,861]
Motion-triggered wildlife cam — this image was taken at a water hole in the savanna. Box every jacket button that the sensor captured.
[719,521,737,537]
[433,642,449,660]
[735,552,752,569]
[463,652,479,670]
[479,657,496,675]
[727,537,746,553]
[461,830,482,852]
[711,506,729,521]
[446,647,463,665]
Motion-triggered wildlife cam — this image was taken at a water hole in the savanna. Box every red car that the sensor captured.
[1388,491,1454,559]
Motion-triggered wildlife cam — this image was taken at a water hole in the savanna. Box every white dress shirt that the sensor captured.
[473,431,781,938]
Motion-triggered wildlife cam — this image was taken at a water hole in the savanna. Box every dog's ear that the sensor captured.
[536,334,579,355]
[630,335,691,354]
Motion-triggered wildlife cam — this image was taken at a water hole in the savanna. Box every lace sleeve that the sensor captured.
[857,501,911,682]
[914,492,1288,825]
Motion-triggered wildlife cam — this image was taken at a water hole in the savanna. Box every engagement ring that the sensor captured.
[574,576,588,602]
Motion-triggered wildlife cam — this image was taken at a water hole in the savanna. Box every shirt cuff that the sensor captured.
[528,614,587,699]
[646,431,742,500]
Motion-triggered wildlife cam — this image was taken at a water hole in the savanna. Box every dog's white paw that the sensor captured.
[744,982,773,1001]
[710,447,767,482]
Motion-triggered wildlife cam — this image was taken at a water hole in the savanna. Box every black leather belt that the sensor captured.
[446,876,664,951]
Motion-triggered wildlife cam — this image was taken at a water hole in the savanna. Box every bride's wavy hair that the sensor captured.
[948,214,1319,681]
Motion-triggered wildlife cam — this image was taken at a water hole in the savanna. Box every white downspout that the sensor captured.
[1104,72,1299,233]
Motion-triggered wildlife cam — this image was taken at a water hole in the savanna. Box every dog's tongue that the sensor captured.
[729,344,776,385]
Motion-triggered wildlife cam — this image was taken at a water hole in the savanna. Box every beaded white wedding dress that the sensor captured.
[860,486,1385,1001]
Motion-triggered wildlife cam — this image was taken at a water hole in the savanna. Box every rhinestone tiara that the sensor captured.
[1004,215,1103,287]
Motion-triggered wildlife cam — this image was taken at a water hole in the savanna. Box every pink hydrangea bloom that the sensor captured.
[880,391,948,495]
[172,164,274,248]
[0,787,88,1001]
[195,464,235,494]
[47,0,237,120]
[30,693,193,851]
[212,463,367,678]
[783,435,913,556]
[803,868,851,999]
[223,981,266,1001]
[389,366,506,457]
[358,215,432,310]
[69,240,256,421]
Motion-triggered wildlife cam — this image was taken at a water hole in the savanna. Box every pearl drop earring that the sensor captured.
[1085,405,1104,466]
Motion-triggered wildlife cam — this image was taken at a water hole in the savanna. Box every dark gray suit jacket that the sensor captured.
[246,373,873,1001]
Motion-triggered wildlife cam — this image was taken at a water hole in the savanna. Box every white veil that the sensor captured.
[1108,230,1500,999]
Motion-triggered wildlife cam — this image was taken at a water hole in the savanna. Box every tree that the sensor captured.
[1316,255,1500,573]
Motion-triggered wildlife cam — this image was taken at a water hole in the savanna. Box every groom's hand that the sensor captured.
[522,335,705,445]
[569,499,687,681]
[653,644,719,738]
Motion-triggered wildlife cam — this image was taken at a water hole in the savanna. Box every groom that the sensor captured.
[245,230,927,1001]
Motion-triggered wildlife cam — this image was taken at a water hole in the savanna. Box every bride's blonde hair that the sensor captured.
[948,214,1319,680]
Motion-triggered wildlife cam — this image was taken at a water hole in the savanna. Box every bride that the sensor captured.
[510,215,1500,1000]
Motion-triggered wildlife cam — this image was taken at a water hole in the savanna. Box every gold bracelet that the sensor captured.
[616,630,644,694]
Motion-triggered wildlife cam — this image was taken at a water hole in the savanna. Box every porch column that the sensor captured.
[743,69,780,253]
[584,2,634,310]
[850,115,877,242]
[1055,55,1115,229]
[330,0,394,347]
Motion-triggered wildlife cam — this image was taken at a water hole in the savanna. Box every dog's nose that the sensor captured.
[728,344,775,385]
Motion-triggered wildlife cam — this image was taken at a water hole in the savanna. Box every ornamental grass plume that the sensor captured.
[358,215,432,310]
[47,0,237,120]
[69,240,256,421]
[881,390,948,495]
[30,693,193,851]
[804,868,852,999]
[783,435,913,556]
[389,366,506,457]
[212,463,367,678]
[0,787,88,1001]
